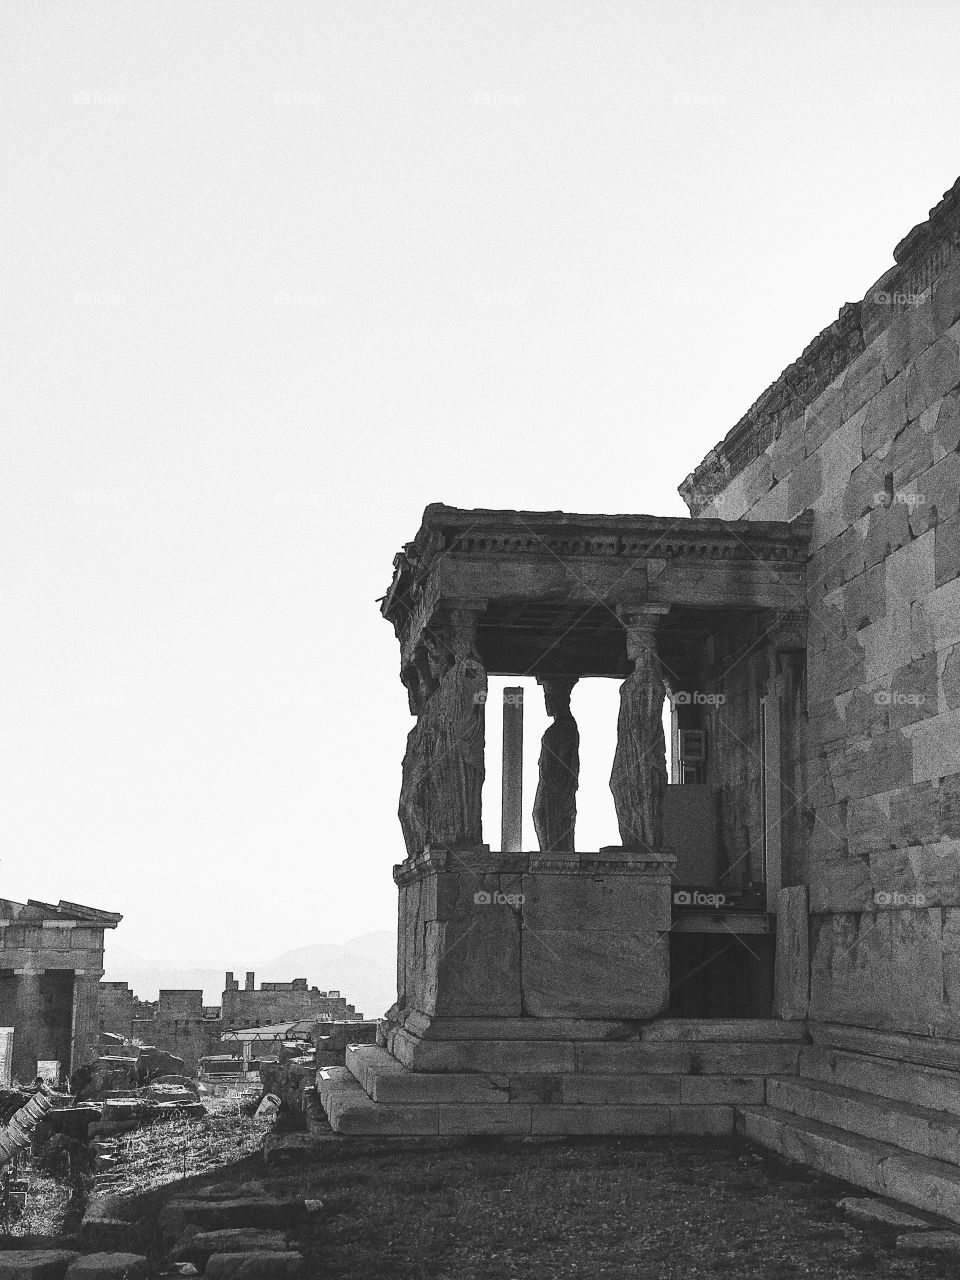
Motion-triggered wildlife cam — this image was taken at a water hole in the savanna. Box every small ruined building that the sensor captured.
[0,898,120,1084]
[319,174,960,1223]
[100,969,363,1074]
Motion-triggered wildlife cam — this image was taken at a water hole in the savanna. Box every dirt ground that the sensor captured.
[122,1127,960,1279]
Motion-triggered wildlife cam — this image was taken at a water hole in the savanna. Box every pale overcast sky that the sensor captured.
[2,1,957,969]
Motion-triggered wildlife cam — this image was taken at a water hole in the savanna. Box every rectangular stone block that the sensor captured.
[391,1028,577,1075]
[737,1105,889,1195]
[530,1105,671,1136]
[774,886,810,1020]
[640,1018,807,1042]
[522,929,669,1019]
[326,1088,439,1136]
[437,1104,531,1135]
[685,1043,802,1075]
[373,1069,504,1105]
[562,1074,681,1105]
[507,1074,563,1104]
[575,1042,691,1074]
[670,1105,734,1135]
[882,1151,960,1223]
[404,1014,634,1041]
[679,1075,765,1104]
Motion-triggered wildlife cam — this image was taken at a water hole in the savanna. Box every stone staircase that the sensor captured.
[737,1022,960,1224]
[318,1019,805,1138]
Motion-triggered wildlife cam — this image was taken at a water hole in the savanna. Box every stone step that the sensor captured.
[736,1105,960,1225]
[809,1022,960,1073]
[345,1045,507,1104]
[397,1014,808,1043]
[768,1076,960,1166]
[389,1027,802,1077]
[347,1044,769,1108]
[640,1019,807,1043]
[320,1064,735,1136]
[800,1044,960,1118]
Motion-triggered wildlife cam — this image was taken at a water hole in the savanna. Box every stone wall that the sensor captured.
[101,971,364,1073]
[682,177,960,1036]
[221,974,361,1028]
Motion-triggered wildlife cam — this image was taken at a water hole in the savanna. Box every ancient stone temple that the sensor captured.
[320,173,960,1224]
[0,898,121,1084]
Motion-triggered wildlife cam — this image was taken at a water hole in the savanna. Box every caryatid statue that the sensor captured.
[398,643,441,857]
[609,613,668,850]
[421,611,487,849]
[533,676,580,852]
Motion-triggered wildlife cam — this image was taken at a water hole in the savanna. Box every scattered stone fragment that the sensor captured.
[204,1253,305,1279]
[160,1196,305,1237]
[0,1252,80,1279]
[895,1230,960,1257]
[65,1255,147,1279]
[839,1197,932,1230]
[171,1229,290,1267]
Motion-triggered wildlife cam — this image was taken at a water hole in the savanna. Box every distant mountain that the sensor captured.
[102,931,397,1021]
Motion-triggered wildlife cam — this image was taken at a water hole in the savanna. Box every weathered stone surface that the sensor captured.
[842,346,884,422]
[437,1104,530,1135]
[390,1028,578,1075]
[562,1074,680,1105]
[522,928,669,1020]
[894,1230,960,1257]
[864,501,912,568]
[346,1044,504,1104]
[863,373,908,456]
[64,1258,146,1280]
[679,1076,765,1104]
[639,1018,807,1042]
[204,1255,305,1280]
[911,707,960,783]
[915,333,960,409]
[670,1105,734,1135]
[159,1197,304,1238]
[839,1197,932,1229]
[935,511,960,587]
[0,1257,79,1280]
[172,1232,290,1267]
[576,1040,799,1075]
[919,450,960,523]
[530,1105,671,1136]
[774,887,810,1020]
[805,383,843,456]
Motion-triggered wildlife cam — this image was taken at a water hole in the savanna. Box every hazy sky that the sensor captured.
[3,0,958,975]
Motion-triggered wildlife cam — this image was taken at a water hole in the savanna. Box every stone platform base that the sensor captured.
[317,1018,807,1138]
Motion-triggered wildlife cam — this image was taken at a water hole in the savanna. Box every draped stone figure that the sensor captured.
[422,613,487,849]
[399,715,429,858]
[397,643,444,858]
[533,676,580,852]
[610,622,667,850]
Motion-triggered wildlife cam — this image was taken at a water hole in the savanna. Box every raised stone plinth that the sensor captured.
[395,846,674,1023]
[317,1022,808,1137]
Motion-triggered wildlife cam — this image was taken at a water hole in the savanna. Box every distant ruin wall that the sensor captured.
[682,177,960,1036]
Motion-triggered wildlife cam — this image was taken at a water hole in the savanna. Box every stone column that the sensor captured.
[610,608,670,851]
[533,676,580,852]
[500,687,524,854]
[70,970,101,1075]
